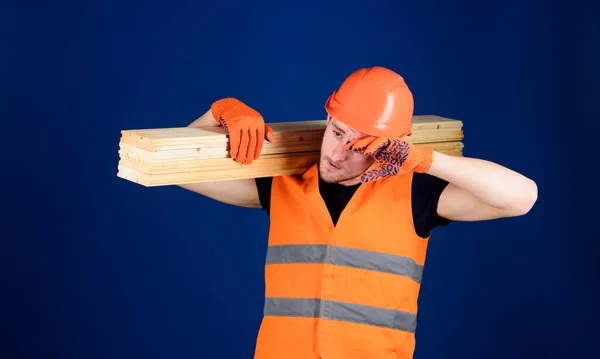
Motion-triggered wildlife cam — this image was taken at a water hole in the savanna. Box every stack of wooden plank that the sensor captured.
[117,115,464,187]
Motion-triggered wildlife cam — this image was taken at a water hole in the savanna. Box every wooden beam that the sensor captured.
[117,115,465,186]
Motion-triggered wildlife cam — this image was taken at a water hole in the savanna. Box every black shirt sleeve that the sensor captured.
[411,172,452,238]
[255,177,273,214]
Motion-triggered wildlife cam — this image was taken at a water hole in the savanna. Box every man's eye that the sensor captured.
[333,131,341,138]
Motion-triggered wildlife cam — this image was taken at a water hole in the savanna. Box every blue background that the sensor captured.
[2,0,599,358]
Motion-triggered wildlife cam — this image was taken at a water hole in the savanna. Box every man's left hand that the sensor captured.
[345,136,434,183]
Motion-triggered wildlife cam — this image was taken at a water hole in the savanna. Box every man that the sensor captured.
[180,66,538,359]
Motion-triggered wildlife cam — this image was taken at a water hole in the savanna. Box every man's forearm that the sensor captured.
[188,109,218,128]
[426,151,538,213]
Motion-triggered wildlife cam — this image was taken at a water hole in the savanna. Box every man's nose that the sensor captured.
[331,143,348,162]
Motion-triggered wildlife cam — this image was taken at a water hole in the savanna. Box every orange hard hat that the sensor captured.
[324,66,414,138]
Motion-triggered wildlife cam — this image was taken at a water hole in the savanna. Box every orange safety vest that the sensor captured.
[253,163,430,359]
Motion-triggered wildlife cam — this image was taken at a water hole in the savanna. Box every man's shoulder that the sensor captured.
[409,172,450,213]
[411,172,449,190]
[410,172,451,237]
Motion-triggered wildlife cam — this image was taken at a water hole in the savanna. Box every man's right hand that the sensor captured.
[210,98,275,164]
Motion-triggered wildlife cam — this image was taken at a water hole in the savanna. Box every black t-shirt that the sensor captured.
[255,172,452,239]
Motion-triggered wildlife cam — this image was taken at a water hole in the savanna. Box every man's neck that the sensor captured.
[319,176,362,187]
[337,177,362,186]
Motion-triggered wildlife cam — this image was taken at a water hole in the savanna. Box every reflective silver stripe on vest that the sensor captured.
[263,297,417,333]
[265,244,423,283]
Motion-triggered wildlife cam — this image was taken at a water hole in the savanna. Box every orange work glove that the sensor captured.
[345,136,434,183]
[211,98,275,164]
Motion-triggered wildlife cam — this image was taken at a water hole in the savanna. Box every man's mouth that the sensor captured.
[327,159,340,169]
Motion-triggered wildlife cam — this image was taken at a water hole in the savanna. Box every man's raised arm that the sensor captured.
[177,98,274,208]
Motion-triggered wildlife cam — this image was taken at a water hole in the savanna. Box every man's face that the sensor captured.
[318,117,374,185]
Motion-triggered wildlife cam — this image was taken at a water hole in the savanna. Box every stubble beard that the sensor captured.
[318,156,365,185]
